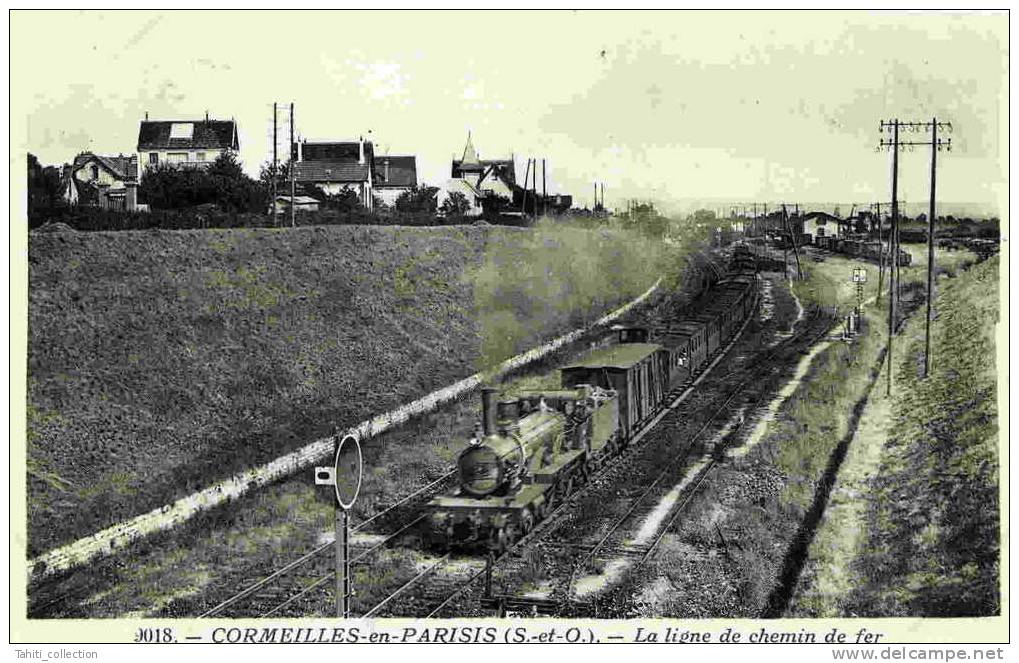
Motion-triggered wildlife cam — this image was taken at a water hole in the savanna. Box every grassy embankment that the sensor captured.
[643,245,983,617]
[27,221,687,558]
[790,252,999,617]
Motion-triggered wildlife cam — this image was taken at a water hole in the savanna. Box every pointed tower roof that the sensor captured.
[461,131,480,165]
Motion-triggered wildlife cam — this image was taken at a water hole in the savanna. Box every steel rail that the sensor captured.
[200,473,454,617]
[350,515,427,565]
[561,302,832,597]
[361,553,452,618]
[198,537,339,617]
[353,471,456,533]
[640,462,718,564]
[639,315,842,566]
[259,574,331,618]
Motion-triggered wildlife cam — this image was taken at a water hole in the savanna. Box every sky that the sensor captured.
[11,10,1008,215]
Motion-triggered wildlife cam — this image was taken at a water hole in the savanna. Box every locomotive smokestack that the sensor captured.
[497,399,520,436]
[481,387,497,437]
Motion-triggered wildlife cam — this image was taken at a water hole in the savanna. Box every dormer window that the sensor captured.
[169,123,194,139]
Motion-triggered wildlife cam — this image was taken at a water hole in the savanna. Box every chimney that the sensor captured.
[358,136,364,164]
[205,110,209,122]
[144,111,149,121]
[481,388,497,438]
[384,157,389,183]
[125,181,138,212]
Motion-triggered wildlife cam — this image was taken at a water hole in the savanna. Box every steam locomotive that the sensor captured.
[424,245,760,552]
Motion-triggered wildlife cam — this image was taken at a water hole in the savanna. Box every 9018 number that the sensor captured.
[134,627,176,643]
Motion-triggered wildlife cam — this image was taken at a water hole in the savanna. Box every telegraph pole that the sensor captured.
[919,118,952,376]
[875,202,883,304]
[542,158,547,217]
[924,119,943,377]
[880,118,952,381]
[272,103,279,226]
[289,102,296,228]
[783,204,802,280]
[522,160,532,216]
[879,119,900,397]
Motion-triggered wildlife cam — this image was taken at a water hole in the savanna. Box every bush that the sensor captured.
[139,151,266,213]
[439,191,471,219]
[28,154,66,217]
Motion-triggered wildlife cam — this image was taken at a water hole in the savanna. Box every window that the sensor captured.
[167,153,187,164]
[90,165,99,179]
[149,153,159,165]
[196,152,206,162]
[169,123,194,139]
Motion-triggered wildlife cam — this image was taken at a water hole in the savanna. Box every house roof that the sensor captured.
[301,141,372,162]
[275,195,319,205]
[72,152,139,181]
[293,140,379,184]
[452,158,516,182]
[294,160,370,183]
[447,178,483,198]
[374,155,416,189]
[137,119,239,151]
[461,132,480,166]
[561,343,663,371]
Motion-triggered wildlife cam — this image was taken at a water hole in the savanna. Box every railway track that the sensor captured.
[192,471,458,618]
[36,253,819,621]
[357,279,835,618]
[57,267,832,622]
[473,304,838,616]
[186,252,745,619]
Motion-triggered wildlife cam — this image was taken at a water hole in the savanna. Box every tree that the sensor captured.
[480,193,511,221]
[27,153,65,216]
[325,188,365,214]
[395,185,439,214]
[140,151,266,212]
[439,191,471,218]
[626,201,669,237]
[691,209,717,224]
[394,185,440,225]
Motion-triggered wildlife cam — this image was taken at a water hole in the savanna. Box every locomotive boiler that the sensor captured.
[426,384,621,552]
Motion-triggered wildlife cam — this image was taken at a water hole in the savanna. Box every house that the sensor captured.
[438,132,517,216]
[801,211,840,243]
[272,194,320,214]
[292,138,376,211]
[137,113,239,171]
[373,155,417,207]
[63,152,139,211]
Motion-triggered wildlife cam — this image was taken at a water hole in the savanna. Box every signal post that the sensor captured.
[316,430,363,618]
